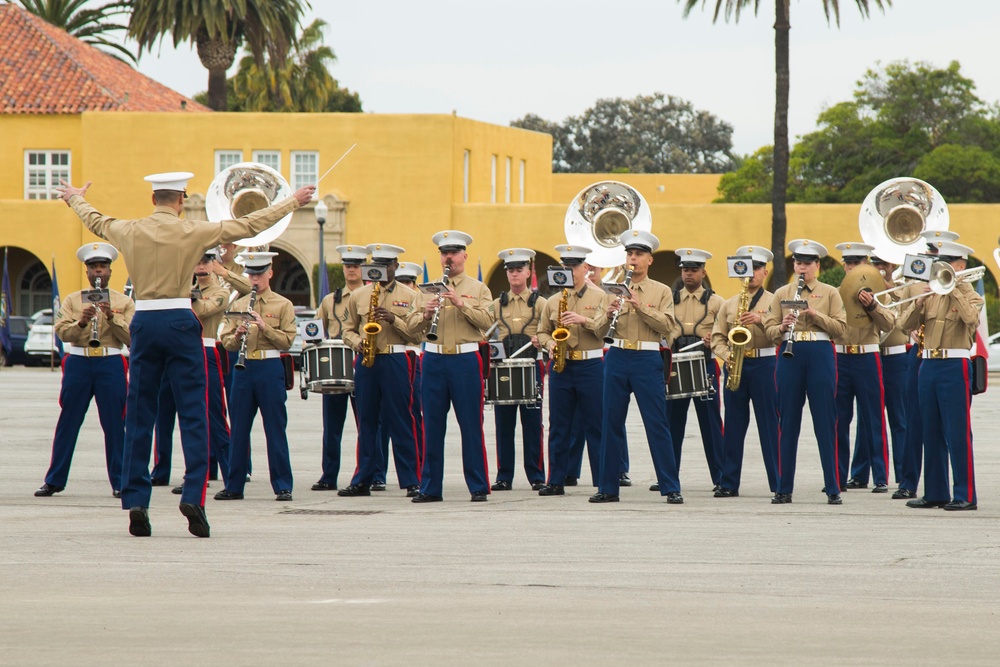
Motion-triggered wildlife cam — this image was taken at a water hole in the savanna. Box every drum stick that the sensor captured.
[483,321,500,340]
[511,340,536,358]
[678,340,706,353]
[316,143,358,185]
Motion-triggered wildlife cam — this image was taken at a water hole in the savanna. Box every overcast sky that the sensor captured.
[130,0,1000,156]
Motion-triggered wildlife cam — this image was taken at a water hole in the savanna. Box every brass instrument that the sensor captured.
[565,181,652,268]
[425,266,451,342]
[859,177,948,265]
[205,162,293,247]
[839,263,885,328]
[361,282,382,367]
[88,277,102,348]
[551,289,570,373]
[603,266,634,345]
[874,262,985,309]
[782,273,806,358]
[234,285,258,370]
[724,278,752,391]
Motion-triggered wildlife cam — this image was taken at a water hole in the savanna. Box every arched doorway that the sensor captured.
[1,247,49,317]
[270,248,310,307]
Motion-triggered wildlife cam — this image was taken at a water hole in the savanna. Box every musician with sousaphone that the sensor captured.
[833,242,896,495]
[710,245,779,499]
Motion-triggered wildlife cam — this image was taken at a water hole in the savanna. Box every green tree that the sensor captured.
[126,0,308,111]
[511,93,735,173]
[913,144,1000,203]
[19,0,136,63]
[680,0,892,286]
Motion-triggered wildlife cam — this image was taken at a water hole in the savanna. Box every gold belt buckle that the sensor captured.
[86,347,106,357]
[443,345,455,355]
[794,332,812,342]
[247,349,263,360]
[844,345,860,354]
[744,349,756,359]
[567,350,582,361]
[928,349,944,359]
[622,339,638,351]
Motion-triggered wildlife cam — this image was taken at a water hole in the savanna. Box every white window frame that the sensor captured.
[463,150,470,203]
[490,154,497,203]
[504,157,512,204]
[215,150,243,173]
[519,159,526,203]
[252,150,281,172]
[24,150,71,200]
[291,151,320,192]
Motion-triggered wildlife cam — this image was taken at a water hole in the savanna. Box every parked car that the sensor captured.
[24,309,63,366]
[290,307,318,370]
[1,315,32,366]
[987,332,1000,372]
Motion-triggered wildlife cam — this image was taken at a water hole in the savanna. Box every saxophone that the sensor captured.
[551,288,570,373]
[725,277,752,391]
[361,282,382,368]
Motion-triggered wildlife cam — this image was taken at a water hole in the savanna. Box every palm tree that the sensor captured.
[19,0,136,64]
[680,0,891,285]
[126,0,308,111]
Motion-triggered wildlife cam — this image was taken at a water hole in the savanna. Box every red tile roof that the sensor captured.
[0,2,210,114]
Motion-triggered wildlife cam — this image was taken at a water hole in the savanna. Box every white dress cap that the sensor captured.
[834,242,874,260]
[498,247,536,268]
[237,250,278,274]
[734,245,774,265]
[932,240,973,259]
[431,230,473,251]
[76,242,118,264]
[143,171,194,192]
[919,230,960,243]
[366,243,405,263]
[620,229,660,253]
[554,244,592,264]
[396,262,422,280]
[674,247,712,267]
[336,245,369,264]
[788,238,828,259]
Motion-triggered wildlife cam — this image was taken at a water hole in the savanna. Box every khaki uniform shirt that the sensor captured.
[764,278,848,344]
[316,285,360,340]
[834,277,895,346]
[342,281,422,351]
[410,271,493,347]
[899,282,983,350]
[711,287,776,363]
[537,285,607,353]
[490,289,547,354]
[68,195,299,301]
[220,258,252,296]
[670,285,725,346]
[54,289,134,349]
[192,280,231,341]
[220,288,296,353]
[592,276,676,344]
[877,277,910,347]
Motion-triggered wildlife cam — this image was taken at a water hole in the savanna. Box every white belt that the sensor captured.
[406,345,422,355]
[566,348,604,361]
[67,345,123,357]
[922,348,971,360]
[203,337,217,348]
[745,347,777,358]
[881,345,908,356]
[244,349,282,360]
[378,345,410,355]
[609,339,660,351]
[783,331,830,342]
[835,344,880,355]
[424,342,480,355]
[135,298,191,311]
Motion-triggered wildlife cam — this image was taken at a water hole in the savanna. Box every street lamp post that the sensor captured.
[314,199,328,306]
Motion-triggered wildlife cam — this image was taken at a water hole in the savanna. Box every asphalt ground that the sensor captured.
[1,366,998,666]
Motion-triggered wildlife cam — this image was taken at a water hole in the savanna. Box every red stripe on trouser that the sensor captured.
[199,345,209,506]
[120,356,129,419]
[874,354,890,479]
[405,352,421,480]
[713,359,724,436]
[536,360,545,472]
[212,347,230,434]
[832,343,840,491]
[962,360,975,501]
[476,350,491,492]
[773,355,781,478]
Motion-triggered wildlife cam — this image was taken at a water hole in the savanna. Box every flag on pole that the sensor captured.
[973,276,989,360]
[318,261,330,302]
[50,259,63,356]
[477,258,482,282]
[423,259,429,283]
[0,248,12,357]
[530,259,538,291]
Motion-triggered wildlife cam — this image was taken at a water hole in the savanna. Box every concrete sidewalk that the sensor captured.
[1,366,997,665]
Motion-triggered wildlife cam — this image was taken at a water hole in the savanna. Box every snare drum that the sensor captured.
[485,358,539,405]
[302,341,355,394]
[666,351,711,400]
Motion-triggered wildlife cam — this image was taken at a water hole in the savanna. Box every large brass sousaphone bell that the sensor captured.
[206,162,293,247]
[565,181,652,268]
[859,177,949,265]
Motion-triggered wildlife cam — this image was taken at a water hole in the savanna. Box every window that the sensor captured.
[18,261,51,315]
[24,151,70,200]
[504,157,512,204]
[519,160,526,203]
[215,150,243,173]
[463,150,470,203]
[252,150,281,172]
[291,151,319,191]
[490,154,497,203]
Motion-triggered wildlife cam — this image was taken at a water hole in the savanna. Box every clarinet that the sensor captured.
[603,266,634,345]
[425,266,451,342]
[234,285,258,370]
[782,273,807,359]
[88,277,102,348]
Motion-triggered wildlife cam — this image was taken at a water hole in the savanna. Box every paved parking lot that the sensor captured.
[1,366,998,665]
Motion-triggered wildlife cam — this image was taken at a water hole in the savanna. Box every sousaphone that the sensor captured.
[858,177,949,265]
[206,162,293,247]
[564,181,653,268]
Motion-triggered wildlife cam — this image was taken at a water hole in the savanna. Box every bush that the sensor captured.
[311,263,345,303]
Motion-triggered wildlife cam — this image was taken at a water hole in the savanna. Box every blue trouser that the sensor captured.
[350,354,421,488]
[494,362,545,485]
[225,358,292,495]
[919,358,976,504]
[719,356,778,493]
[319,392,356,487]
[898,347,923,492]
[547,358,603,487]
[374,351,422,486]
[864,350,908,483]
[668,357,724,486]
[150,376,175,482]
[120,310,209,509]
[44,354,127,491]
[836,353,889,486]
[598,348,679,496]
[774,341,839,496]
[224,349,251,476]
[419,351,489,497]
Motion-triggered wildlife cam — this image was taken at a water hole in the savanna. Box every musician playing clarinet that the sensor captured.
[763,239,847,506]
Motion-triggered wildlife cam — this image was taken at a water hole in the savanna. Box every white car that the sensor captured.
[24,309,62,365]
[987,332,1000,372]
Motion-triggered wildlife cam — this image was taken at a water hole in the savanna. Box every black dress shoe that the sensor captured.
[311,481,336,491]
[490,480,512,491]
[618,473,631,487]
[34,483,64,497]
[872,483,889,494]
[771,493,792,504]
[275,490,293,501]
[128,506,151,537]
[214,489,244,500]
[371,481,387,492]
[470,491,488,502]
[827,494,843,505]
[713,484,722,493]
[714,487,739,498]
[845,478,868,489]
[649,482,660,492]
[337,484,371,497]
[179,503,210,538]
[171,486,183,495]
[943,500,977,511]
[112,489,121,499]
[530,481,545,491]
[906,497,949,509]
[411,493,443,503]
[539,484,564,496]
[892,488,916,499]
[150,478,169,487]
[563,476,578,487]
[665,492,684,505]
[406,485,420,498]
[589,492,619,503]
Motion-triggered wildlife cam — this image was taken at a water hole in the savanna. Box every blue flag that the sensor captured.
[51,260,63,355]
[318,260,330,302]
[477,258,482,282]
[423,259,429,283]
[0,248,12,357]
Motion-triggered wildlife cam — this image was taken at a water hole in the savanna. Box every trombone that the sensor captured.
[875,262,985,308]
